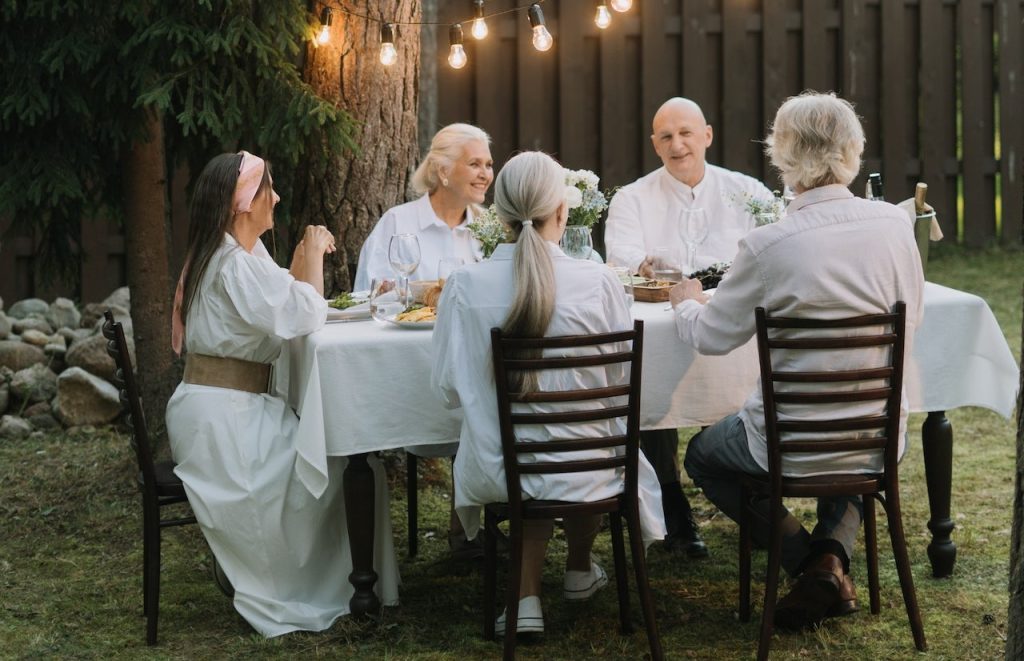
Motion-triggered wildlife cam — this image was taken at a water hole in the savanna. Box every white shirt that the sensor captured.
[431,242,666,543]
[605,164,774,273]
[673,185,925,477]
[354,194,484,291]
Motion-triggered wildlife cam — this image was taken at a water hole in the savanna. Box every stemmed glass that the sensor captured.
[679,208,709,275]
[388,233,421,307]
[437,257,465,286]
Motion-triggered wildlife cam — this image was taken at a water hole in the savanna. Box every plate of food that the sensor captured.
[326,291,371,321]
[632,278,677,302]
[386,304,437,329]
[688,262,730,290]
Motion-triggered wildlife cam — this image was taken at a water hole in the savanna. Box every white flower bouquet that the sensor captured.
[731,190,786,226]
[564,168,609,228]
[467,204,511,258]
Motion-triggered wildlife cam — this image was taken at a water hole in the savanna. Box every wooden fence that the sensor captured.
[2,0,1021,303]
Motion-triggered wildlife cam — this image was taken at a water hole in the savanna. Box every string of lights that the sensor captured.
[313,0,634,69]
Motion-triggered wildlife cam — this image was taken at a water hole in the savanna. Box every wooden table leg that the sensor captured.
[921,411,956,578]
[344,452,381,615]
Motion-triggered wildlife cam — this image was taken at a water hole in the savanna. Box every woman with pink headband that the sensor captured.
[165,152,392,636]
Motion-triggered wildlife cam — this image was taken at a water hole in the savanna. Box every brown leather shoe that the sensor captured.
[826,573,859,618]
[773,553,844,630]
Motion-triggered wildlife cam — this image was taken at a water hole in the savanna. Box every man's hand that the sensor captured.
[669,278,708,307]
[638,257,656,279]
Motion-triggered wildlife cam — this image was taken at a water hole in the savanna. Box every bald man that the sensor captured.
[605,97,773,558]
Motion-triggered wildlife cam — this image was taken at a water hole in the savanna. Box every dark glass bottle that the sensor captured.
[867,173,885,201]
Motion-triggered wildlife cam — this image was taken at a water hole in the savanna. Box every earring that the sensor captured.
[441,176,449,187]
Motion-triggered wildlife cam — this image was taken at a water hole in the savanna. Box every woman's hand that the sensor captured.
[303,225,336,257]
[669,278,708,308]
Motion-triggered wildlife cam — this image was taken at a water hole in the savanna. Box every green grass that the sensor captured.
[0,245,1020,659]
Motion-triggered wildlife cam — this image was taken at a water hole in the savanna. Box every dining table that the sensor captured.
[278,281,1019,616]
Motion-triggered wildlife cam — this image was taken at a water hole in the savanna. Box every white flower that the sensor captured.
[564,185,583,209]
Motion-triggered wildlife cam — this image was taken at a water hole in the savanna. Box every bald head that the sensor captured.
[650,97,713,187]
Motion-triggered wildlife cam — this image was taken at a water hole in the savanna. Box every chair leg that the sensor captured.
[884,490,928,652]
[609,512,633,634]
[757,499,786,661]
[864,494,880,615]
[626,507,664,661]
[483,508,498,641]
[503,516,524,661]
[143,503,162,646]
[738,484,753,623]
[407,453,418,558]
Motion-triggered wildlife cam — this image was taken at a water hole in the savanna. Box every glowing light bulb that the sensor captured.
[595,4,612,29]
[317,7,333,45]
[471,17,488,40]
[528,4,552,51]
[448,44,467,68]
[380,23,397,66]
[317,25,331,44]
[610,0,632,11]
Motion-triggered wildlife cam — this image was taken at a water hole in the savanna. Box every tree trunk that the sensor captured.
[122,109,178,443]
[295,0,421,294]
[1008,283,1024,657]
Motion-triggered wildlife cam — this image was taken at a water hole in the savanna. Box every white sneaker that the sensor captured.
[563,561,609,601]
[495,595,544,636]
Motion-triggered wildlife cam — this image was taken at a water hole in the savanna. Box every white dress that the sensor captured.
[166,234,399,637]
[431,243,666,543]
[353,194,484,291]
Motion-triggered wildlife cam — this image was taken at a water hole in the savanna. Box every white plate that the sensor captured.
[385,316,434,330]
[327,301,371,322]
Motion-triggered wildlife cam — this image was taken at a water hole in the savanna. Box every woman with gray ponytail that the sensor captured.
[431,152,665,636]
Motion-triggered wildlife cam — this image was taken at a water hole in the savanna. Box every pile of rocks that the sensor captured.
[0,288,134,440]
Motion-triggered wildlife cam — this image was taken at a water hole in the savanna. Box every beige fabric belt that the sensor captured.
[183,353,271,394]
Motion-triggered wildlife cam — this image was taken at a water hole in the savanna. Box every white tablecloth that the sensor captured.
[282,282,1019,498]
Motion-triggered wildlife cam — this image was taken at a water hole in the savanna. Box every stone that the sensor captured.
[102,287,131,314]
[59,327,95,347]
[53,367,122,426]
[11,364,59,404]
[12,317,53,335]
[6,298,49,320]
[27,412,60,431]
[23,401,50,418]
[0,415,32,439]
[0,312,9,339]
[0,382,7,415]
[0,340,46,372]
[65,334,129,383]
[19,329,50,347]
[47,297,81,330]
[80,302,129,330]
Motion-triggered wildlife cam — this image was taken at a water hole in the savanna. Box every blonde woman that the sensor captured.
[431,152,665,634]
[353,122,494,291]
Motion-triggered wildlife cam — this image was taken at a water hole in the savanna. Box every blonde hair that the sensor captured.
[766,91,864,191]
[411,123,491,195]
[494,151,565,392]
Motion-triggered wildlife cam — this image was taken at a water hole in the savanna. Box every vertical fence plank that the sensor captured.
[682,0,721,163]
[641,0,674,174]
[517,7,559,152]
[558,1,597,170]
[920,0,959,237]
[761,1,788,186]
[721,0,760,176]
[0,217,18,303]
[600,15,642,187]
[476,13,519,164]
[802,0,829,91]
[997,0,1023,244]
[842,0,878,195]
[880,0,908,201]
[961,0,993,245]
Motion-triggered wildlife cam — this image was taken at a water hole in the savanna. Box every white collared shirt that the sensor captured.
[431,242,666,544]
[605,164,774,273]
[353,193,484,291]
[673,185,925,477]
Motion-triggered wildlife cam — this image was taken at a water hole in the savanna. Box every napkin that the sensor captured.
[897,198,944,241]
[327,301,371,321]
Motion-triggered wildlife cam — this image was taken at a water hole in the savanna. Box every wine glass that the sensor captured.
[370,277,403,324]
[388,233,421,307]
[679,208,709,274]
[437,257,465,286]
[610,266,634,307]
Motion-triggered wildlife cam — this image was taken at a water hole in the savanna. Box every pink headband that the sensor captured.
[233,150,266,214]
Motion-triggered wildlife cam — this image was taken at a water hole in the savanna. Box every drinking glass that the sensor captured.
[437,257,465,286]
[650,247,683,282]
[679,208,709,274]
[388,233,421,306]
[610,266,634,307]
[370,277,404,324]
[560,226,594,260]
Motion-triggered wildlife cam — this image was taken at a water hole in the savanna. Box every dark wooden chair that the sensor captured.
[739,303,926,660]
[102,310,196,646]
[484,320,662,661]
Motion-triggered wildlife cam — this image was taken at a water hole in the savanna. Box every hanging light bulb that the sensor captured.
[528,4,553,52]
[471,0,488,40]
[448,24,468,69]
[610,0,633,11]
[317,7,333,45]
[595,2,612,29]
[379,23,398,66]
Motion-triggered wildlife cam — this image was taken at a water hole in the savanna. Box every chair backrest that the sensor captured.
[490,320,644,510]
[754,302,907,478]
[101,310,158,494]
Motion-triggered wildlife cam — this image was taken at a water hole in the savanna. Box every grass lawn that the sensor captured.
[1,245,1020,659]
